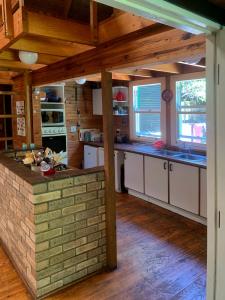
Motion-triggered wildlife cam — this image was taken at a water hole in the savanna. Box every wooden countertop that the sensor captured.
[0,153,104,186]
[83,142,207,169]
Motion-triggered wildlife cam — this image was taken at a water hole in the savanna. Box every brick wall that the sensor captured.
[0,162,106,299]
[0,163,36,294]
[33,171,106,298]
[64,82,103,168]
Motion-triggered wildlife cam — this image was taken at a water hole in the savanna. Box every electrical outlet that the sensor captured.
[70,126,77,133]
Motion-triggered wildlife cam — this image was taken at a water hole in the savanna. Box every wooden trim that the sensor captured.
[90,0,98,44]
[0,91,16,95]
[0,137,13,141]
[24,71,32,144]
[101,70,117,270]
[0,114,21,118]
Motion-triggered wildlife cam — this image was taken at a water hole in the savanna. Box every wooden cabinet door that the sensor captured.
[145,156,169,203]
[200,168,207,218]
[124,152,144,193]
[169,162,199,214]
[92,89,102,115]
[84,145,98,169]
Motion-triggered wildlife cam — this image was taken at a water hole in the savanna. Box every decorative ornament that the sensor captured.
[162,89,173,103]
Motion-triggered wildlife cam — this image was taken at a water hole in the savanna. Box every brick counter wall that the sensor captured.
[33,172,106,298]
[0,163,37,294]
[0,164,106,299]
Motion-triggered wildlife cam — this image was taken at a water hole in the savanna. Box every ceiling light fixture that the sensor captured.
[75,78,86,85]
[19,51,38,64]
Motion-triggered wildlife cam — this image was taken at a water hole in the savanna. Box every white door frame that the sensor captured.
[206,33,217,300]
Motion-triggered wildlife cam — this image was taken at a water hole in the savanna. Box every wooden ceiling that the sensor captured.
[0,0,206,85]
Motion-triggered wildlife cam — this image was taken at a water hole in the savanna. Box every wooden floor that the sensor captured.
[0,193,207,300]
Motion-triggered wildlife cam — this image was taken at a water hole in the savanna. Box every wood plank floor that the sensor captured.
[0,193,207,300]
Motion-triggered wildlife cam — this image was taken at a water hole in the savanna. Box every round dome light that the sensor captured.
[19,51,38,64]
[75,78,86,85]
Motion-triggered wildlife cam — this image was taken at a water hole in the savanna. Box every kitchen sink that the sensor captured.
[154,149,180,157]
[175,153,205,161]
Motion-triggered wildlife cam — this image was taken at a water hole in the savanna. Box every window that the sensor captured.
[171,73,206,148]
[130,78,166,141]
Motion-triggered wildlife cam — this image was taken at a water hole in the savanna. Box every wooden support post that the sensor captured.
[24,71,33,145]
[101,70,117,270]
[165,76,171,145]
[90,0,98,43]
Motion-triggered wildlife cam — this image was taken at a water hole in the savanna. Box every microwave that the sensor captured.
[41,109,65,126]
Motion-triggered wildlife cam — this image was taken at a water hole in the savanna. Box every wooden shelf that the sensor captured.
[113,114,128,116]
[41,102,64,105]
[113,100,128,103]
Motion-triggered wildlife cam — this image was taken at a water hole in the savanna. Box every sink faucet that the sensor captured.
[182,142,191,154]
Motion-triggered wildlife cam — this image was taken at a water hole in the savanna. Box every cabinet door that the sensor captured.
[145,156,168,203]
[200,168,207,218]
[84,145,98,169]
[98,147,104,166]
[124,152,144,193]
[169,162,199,214]
[92,89,102,115]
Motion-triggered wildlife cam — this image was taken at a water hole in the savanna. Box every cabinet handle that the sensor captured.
[163,162,167,170]
[169,163,173,172]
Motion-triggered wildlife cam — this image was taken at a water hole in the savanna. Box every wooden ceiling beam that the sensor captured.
[84,72,132,82]
[25,11,93,46]
[99,12,155,43]
[90,0,98,44]
[143,63,182,74]
[0,49,65,65]
[32,25,205,86]
[10,36,94,57]
[114,68,152,77]
[0,59,45,70]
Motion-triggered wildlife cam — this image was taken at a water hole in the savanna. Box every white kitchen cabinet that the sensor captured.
[84,145,98,169]
[124,152,144,193]
[145,156,169,203]
[92,89,102,115]
[98,147,104,166]
[98,147,124,192]
[200,168,207,218]
[169,162,199,214]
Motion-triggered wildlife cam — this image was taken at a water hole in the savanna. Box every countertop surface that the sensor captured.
[0,154,104,186]
[84,142,207,169]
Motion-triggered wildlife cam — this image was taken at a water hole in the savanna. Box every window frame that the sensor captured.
[170,71,206,150]
[129,77,166,143]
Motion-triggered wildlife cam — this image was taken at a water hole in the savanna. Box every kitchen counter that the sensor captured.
[0,153,106,299]
[83,142,207,169]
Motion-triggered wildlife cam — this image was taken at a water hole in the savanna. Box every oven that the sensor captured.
[42,135,66,153]
[42,127,68,164]
[41,109,65,126]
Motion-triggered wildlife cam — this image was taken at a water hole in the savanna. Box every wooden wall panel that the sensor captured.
[12,75,26,149]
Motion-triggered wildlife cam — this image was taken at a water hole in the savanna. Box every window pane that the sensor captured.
[178,113,206,144]
[135,113,161,138]
[134,84,161,111]
[176,78,206,109]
